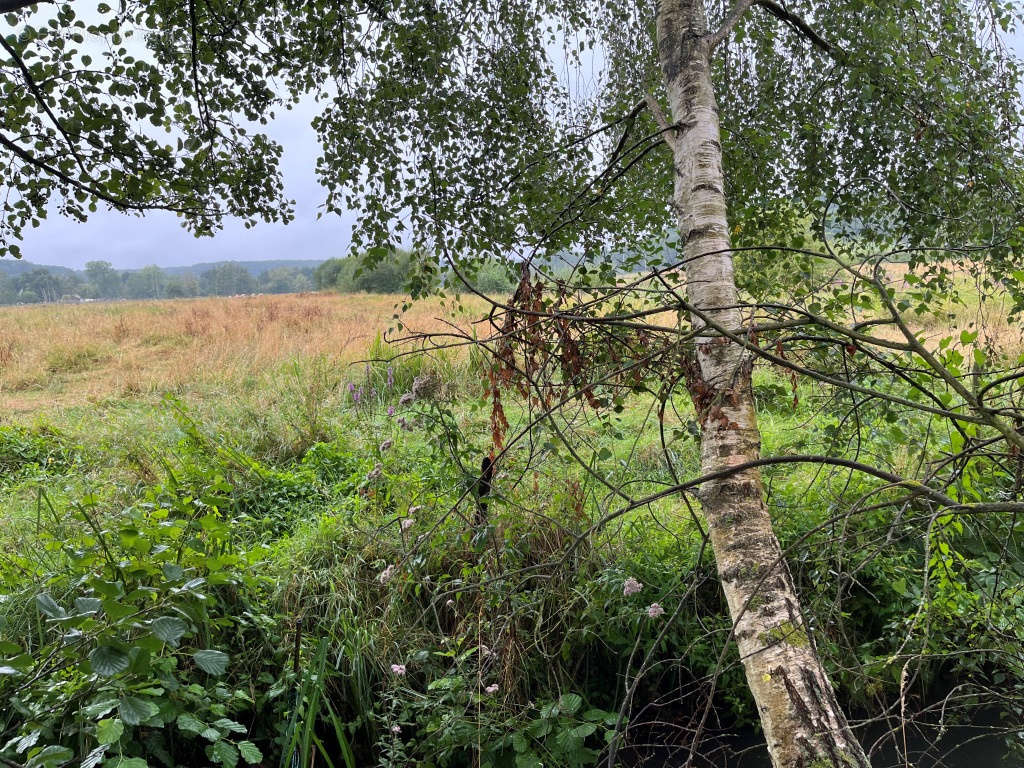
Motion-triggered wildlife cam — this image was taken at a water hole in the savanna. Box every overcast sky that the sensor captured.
[10,19,1024,271]
[16,97,358,270]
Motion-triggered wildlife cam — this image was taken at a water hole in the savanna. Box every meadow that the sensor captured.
[0,287,1021,768]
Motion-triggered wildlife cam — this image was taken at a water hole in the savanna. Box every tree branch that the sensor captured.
[0,130,201,216]
[753,0,842,58]
[0,35,88,175]
[709,0,756,50]
[0,0,50,14]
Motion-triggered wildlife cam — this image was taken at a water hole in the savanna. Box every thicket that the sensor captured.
[1,341,1021,768]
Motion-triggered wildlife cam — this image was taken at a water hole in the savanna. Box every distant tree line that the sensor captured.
[313,250,516,294]
[0,261,315,304]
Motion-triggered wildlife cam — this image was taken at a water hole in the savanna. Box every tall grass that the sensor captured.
[0,293,485,414]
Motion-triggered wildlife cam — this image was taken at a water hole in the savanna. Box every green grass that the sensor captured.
[1,339,1021,768]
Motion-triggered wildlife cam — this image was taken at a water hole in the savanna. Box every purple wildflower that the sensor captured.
[485,684,499,695]
[647,603,665,618]
[390,663,406,676]
[378,564,396,584]
[399,392,414,406]
[391,725,402,734]
[387,366,394,389]
[387,405,396,417]
[380,439,393,452]
[400,518,415,531]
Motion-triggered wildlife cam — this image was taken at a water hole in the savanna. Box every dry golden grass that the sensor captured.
[0,292,486,414]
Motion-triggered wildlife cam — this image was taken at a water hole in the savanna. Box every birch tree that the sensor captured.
[4,1,1024,766]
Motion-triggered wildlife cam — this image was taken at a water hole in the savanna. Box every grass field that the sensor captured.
[1,286,1021,767]
[0,292,485,414]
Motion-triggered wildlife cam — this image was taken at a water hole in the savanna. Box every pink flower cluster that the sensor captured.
[622,577,643,596]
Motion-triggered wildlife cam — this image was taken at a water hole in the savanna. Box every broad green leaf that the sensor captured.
[212,719,246,734]
[74,597,103,615]
[25,744,73,767]
[89,646,130,677]
[81,700,118,718]
[149,617,187,646]
[35,593,66,619]
[212,740,239,768]
[118,697,159,726]
[96,718,124,745]
[558,693,582,714]
[8,729,40,753]
[176,713,206,734]
[106,759,149,768]
[193,649,229,675]
[81,745,107,768]
[569,723,597,738]
[237,741,262,765]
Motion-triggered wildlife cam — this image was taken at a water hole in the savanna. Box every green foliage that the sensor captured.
[0,424,79,477]
[2,353,1022,766]
[0,467,286,768]
[326,249,440,295]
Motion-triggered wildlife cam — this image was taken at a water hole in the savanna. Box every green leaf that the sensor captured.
[89,646,130,677]
[74,597,103,615]
[35,593,66,619]
[558,693,582,714]
[237,741,262,765]
[96,718,124,745]
[176,713,206,734]
[9,730,40,754]
[212,718,246,734]
[149,617,187,646]
[212,740,239,768]
[569,723,597,738]
[81,745,107,768]
[81,699,118,718]
[106,759,149,768]
[193,649,229,675]
[119,696,159,726]
[25,744,73,767]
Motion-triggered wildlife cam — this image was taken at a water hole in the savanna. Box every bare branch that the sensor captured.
[709,0,755,50]
[754,0,842,57]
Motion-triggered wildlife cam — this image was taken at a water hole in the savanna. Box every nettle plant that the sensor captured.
[0,474,275,768]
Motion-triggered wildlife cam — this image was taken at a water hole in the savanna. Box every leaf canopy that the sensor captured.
[2,0,1022,281]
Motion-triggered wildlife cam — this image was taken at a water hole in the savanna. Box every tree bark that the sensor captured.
[655,2,871,766]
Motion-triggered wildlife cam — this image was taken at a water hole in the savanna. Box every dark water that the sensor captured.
[619,709,1021,767]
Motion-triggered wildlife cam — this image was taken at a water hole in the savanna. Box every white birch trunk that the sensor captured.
[655,1,871,765]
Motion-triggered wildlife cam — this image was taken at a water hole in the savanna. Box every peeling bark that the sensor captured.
[655,1,871,766]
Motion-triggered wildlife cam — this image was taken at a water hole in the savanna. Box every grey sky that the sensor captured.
[17,97,357,270]
[11,16,1024,271]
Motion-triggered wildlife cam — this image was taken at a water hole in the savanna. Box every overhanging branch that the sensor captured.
[754,0,842,58]
[0,0,51,15]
